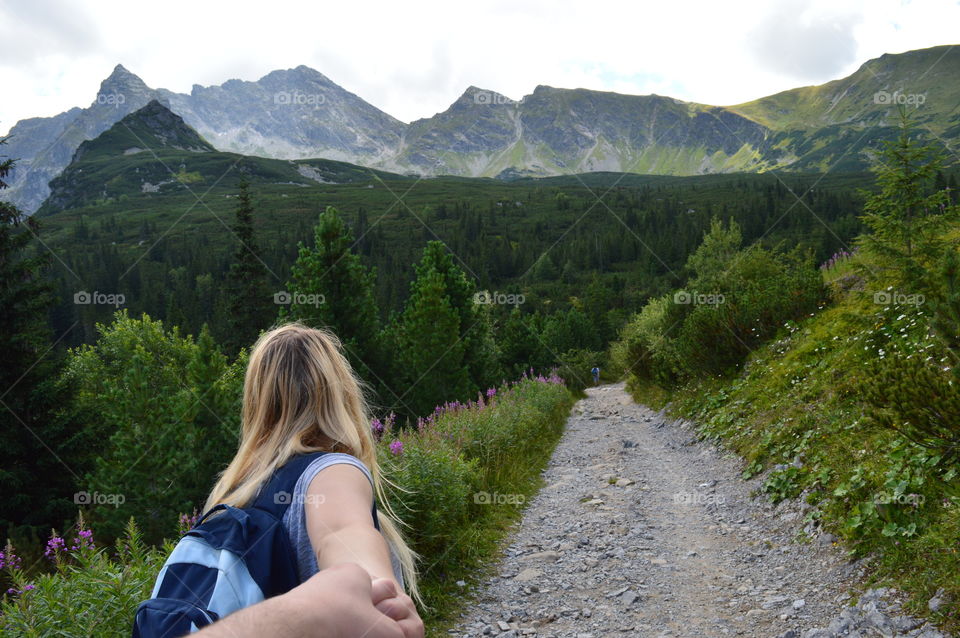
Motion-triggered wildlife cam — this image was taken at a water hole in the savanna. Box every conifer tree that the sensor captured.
[224,179,271,353]
[395,269,472,418]
[284,206,380,376]
[0,138,77,530]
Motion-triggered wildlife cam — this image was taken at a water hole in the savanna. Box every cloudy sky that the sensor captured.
[1,0,957,135]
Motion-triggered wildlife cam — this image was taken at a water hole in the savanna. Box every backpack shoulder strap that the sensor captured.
[252,452,329,518]
[250,451,382,530]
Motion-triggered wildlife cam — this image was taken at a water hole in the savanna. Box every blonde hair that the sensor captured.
[203,322,418,598]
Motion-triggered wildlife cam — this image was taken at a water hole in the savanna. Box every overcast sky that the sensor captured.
[1,0,958,135]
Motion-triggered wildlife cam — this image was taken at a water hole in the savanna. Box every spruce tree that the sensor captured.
[412,242,500,388]
[395,269,472,418]
[284,206,380,376]
[224,179,271,353]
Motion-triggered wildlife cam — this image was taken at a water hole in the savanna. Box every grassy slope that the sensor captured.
[627,257,960,632]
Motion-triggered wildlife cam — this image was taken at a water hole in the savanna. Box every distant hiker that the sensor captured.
[591,366,600,385]
[134,323,422,638]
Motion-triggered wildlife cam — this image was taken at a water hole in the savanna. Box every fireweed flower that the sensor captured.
[1,544,22,570]
[45,534,66,559]
[371,417,385,439]
[71,527,95,552]
[486,387,496,398]
[389,440,404,456]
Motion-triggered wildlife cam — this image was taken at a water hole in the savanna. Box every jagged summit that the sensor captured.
[2,43,958,216]
[72,100,214,163]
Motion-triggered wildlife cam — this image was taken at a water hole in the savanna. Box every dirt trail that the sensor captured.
[450,383,946,638]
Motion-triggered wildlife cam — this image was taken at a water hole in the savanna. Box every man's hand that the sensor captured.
[371,578,424,638]
[194,563,407,638]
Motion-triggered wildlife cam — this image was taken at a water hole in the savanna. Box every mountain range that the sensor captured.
[3,44,958,214]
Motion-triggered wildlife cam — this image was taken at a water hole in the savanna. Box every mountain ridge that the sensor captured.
[2,44,957,214]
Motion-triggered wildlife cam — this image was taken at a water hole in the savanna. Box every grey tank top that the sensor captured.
[280,453,405,587]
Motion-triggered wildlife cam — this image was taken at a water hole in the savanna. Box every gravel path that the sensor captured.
[449,383,949,638]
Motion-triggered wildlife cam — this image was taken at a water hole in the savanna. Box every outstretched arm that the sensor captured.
[193,563,404,638]
[304,463,398,586]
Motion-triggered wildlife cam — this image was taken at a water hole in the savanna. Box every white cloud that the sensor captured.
[1,0,957,136]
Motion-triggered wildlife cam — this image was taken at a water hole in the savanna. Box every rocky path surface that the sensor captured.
[449,383,949,638]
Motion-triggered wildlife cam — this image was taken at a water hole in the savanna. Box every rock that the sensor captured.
[621,590,640,606]
[792,599,805,610]
[514,568,540,582]
[615,477,635,487]
[817,533,838,546]
[497,621,511,631]
[523,551,562,563]
[928,587,948,613]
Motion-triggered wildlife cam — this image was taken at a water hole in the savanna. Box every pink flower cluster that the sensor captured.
[0,547,22,571]
[376,370,566,459]
[370,412,396,441]
[178,510,201,536]
[45,521,96,561]
[820,249,857,270]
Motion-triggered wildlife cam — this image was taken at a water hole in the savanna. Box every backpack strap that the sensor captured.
[252,452,329,518]
[254,452,382,530]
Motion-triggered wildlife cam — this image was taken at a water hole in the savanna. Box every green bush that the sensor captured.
[613,218,824,384]
[64,312,242,543]
[1,520,167,638]
[379,374,573,620]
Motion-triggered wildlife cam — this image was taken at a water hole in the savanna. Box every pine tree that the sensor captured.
[284,206,380,376]
[395,269,472,418]
[224,179,271,353]
[859,109,955,293]
[412,241,500,388]
[0,138,78,531]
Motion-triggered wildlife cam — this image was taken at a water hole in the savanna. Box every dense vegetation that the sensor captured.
[612,115,960,631]
[0,375,573,637]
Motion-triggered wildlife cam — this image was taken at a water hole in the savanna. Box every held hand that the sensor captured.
[371,578,425,638]
[293,564,405,638]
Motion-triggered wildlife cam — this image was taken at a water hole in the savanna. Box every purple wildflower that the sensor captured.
[45,534,66,559]
[371,417,385,440]
[0,545,22,571]
[178,511,200,536]
[486,388,496,398]
[389,440,404,456]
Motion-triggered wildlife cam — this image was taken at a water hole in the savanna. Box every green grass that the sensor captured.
[624,254,960,632]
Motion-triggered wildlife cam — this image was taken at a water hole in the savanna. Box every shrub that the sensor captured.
[64,312,241,543]
[1,520,167,638]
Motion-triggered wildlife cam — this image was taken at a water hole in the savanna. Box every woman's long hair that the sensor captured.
[203,322,418,597]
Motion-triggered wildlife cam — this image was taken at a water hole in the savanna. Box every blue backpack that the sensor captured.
[132,452,381,637]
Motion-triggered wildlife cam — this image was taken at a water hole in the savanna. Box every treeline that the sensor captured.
[44,172,881,348]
